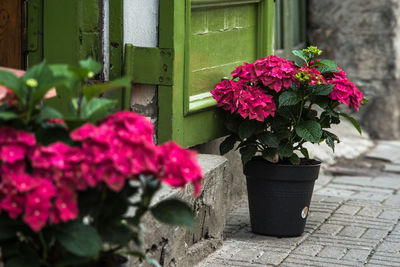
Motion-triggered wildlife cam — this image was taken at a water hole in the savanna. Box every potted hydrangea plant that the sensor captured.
[0,59,203,266]
[211,46,365,237]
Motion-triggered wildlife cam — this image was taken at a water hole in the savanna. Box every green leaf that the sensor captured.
[238,120,257,140]
[82,76,131,101]
[79,58,102,75]
[339,113,362,135]
[0,70,25,102]
[279,91,302,107]
[0,219,17,241]
[261,148,278,162]
[295,120,322,143]
[323,130,340,152]
[239,145,258,165]
[258,132,279,148]
[151,199,194,230]
[0,112,18,121]
[98,224,132,247]
[290,154,300,165]
[277,142,293,158]
[81,98,116,122]
[292,50,309,63]
[5,258,36,267]
[55,221,102,257]
[37,106,63,122]
[219,135,237,155]
[311,84,333,95]
[225,118,240,133]
[317,59,339,73]
[300,147,310,159]
[5,244,41,267]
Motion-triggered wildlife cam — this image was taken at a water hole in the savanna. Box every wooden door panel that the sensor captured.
[0,0,22,69]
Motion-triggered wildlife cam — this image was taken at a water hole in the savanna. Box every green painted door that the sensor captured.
[156,0,275,147]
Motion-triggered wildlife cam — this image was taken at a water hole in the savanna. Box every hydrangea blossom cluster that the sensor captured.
[0,112,203,232]
[212,54,364,122]
[325,68,364,111]
[231,55,298,92]
[211,55,298,121]
[211,80,276,121]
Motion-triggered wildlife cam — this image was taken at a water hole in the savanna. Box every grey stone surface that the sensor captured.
[308,0,400,139]
[197,150,400,267]
[366,141,400,162]
[129,154,229,267]
[383,164,400,173]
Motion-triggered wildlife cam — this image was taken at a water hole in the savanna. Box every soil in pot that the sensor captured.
[96,253,129,267]
[244,156,321,237]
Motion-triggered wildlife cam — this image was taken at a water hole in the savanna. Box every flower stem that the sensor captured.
[38,231,48,264]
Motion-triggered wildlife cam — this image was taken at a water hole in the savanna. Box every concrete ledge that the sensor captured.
[130,154,229,267]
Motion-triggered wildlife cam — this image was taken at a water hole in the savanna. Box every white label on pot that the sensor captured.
[301,206,309,219]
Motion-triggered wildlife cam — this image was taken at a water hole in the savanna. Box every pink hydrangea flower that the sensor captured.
[211,80,276,121]
[158,142,203,196]
[1,194,25,219]
[325,68,364,111]
[54,188,78,222]
[253,55,298,92]
[231,62,258,83]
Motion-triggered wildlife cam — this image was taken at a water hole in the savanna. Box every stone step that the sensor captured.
[129,154,235,267]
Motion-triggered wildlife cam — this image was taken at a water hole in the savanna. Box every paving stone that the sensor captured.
[317,246,347,259]
[384,193,400,206]
[366,141,400,162]
[255,251,289,265]
[336,204,362,215]
[357,206,384,218]
[379,209,400,220]
[342,248,370,262]
[292,243,324,256]
[315,224,344,236]
[338,226,367,238]
[314,187,356,197]
[361,228,388,240]
[352,191,391,202]
[383,164,400,173]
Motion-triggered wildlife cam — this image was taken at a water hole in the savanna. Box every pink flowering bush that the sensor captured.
[0,59,203,267]
[212,46,366,165]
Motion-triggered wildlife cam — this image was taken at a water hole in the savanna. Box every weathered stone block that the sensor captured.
[128,154,232,267]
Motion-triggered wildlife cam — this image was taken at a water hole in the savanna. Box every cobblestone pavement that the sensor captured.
[197,142,400,267]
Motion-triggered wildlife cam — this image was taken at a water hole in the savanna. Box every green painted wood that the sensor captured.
[192,0,262,8]
[157,0,274,147]
[109,0,123,80]
[124,45,173,86]
[42,0,100,65]
[27,0,43,67]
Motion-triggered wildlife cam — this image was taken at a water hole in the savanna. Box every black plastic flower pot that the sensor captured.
[244,157,321,237]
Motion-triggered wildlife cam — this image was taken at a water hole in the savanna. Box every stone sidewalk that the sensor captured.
[196,141,400,267]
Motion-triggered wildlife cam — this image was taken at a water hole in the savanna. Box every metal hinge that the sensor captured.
[26,0,42,53]
[124,44,174,86]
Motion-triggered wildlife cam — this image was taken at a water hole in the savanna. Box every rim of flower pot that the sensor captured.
[246,156,321,168]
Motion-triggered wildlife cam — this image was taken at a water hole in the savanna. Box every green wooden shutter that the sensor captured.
[274,0,307,58]
[125,0,274,148]
[27,0,101,66]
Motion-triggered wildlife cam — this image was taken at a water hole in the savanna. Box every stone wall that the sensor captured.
[308,0,400,139]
